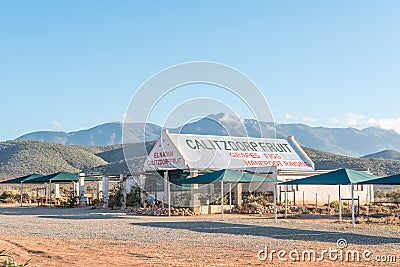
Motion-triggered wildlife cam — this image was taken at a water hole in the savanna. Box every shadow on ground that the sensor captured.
[131,221,400,246]
[0,206,130,220]
[37,214,133,220]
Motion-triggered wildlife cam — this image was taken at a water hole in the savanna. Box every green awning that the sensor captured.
[0,173,42,184]
[25,172,100,183]
[178,169,281,184]
[281,168,380,185]
[359,174,400,185]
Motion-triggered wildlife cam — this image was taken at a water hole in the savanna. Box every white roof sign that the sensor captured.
[144,131,314,172]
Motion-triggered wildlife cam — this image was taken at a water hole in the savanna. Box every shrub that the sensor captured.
[108,187,121,209]
[0,191,19,203]
[2,198,16,204]
[22,194,30,204]
[386,191,400,204]
[213,195,228,205]
[126,186,141,207]
[91,199,101,206]
[0,249,30,266]
[329,200,345,212]
[375,190,385,199]
[245,194,270,206]
[62,190,79,208]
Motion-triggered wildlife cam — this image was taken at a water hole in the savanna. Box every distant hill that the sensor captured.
[17,123,161,146]
[361,150,400,160]
[2,139,400,181]
[302,147,400,176]
[89,141,155,175]
[95,145,400,177]
[0,140,108,180]
[96,142,155,163]
[16,113,400,157]
[0,140,156,180]
[88,158,145,176]
[172,113,400,157]
[277,124,400,157]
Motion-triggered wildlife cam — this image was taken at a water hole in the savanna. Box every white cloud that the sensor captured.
[326,113,400,133]
[328,113,366,127]
[367,118,400,133]
[329,116,341,125]
[219,113,243,124]
[280,111,400,134]
[301,116,318,123]
[344,113,366,126]
[283,113,318,123]
[42,121,64,131]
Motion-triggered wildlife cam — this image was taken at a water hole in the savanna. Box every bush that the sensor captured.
[1,198,16,204]
[92,199,101,206]
[1,249,30,266]
[375,190,385,199]
[22,194,30,204]
[213,195,228,205]
[301,208,311,214]
[108,187,121,209]
[126,187,141,207]
[329,200,345,212]
[386,191,400,204]
[245,194,270,206]
[0,191,19,203]
[63,190,79,208]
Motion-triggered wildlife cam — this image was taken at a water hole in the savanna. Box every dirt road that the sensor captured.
[1,207,399,266]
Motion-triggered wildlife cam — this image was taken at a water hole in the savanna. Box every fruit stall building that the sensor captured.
[140,130,373,212]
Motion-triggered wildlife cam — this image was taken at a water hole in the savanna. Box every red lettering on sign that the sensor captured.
[153,151,174,158]
[229,152,261,159]
[263,153,282,160]
[149,157,182,166]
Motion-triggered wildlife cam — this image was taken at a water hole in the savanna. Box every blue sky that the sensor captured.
[1,1,399,141]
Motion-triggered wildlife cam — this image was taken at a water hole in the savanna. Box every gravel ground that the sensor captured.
[1,206,400,266]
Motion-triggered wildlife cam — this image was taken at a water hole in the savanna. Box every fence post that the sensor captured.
[315,192,318,211]
[339,185,342,222]
[328,194,330,215]
[102,175,109,208]
[273,183,277,223]
[120,173,127,211]
[229,183,232,213]
[78,173,85,207]
[293,191,296,207]
[284,186,287,219]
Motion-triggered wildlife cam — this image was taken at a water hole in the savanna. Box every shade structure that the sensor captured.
[280,168,380,185]
[177,169,281,184]
[0,173,42,184]
[26,172,100,183]
[14,172,99,207]
[0,173,43,207]
[1,172,99,207]
[281,168,380,228]
[178,169,281,221]
[359,174,400,185]
[28,172,100,206]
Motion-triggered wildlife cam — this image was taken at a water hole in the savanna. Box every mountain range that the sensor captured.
[17,113,400,157]
[361,150,400,160]
[1,139,400,181]
[0,140,156,180]
[3,113,400,187]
